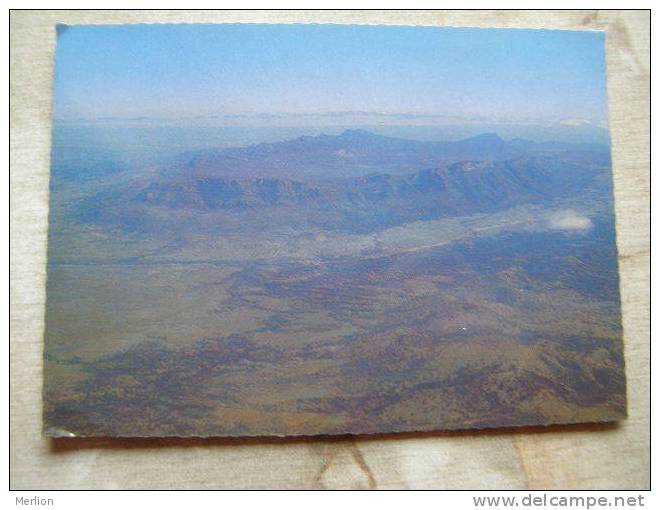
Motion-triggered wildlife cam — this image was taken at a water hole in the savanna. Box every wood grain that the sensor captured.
[9,9,649,489]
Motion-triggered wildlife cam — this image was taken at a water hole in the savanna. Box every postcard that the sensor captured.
[44,24,625,437]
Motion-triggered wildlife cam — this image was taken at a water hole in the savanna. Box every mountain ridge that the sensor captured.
[173,129,610,180]
[77,153,606,235]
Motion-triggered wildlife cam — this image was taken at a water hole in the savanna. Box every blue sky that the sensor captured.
[53,23,608,126]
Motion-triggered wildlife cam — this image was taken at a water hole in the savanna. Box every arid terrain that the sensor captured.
[44,129,626,437]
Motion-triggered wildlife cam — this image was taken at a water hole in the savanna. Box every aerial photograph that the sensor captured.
[44,23,626,437]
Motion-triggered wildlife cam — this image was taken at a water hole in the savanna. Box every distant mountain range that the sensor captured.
[138,158,592,213]
[74,131,611,235]
[174,129,610,180]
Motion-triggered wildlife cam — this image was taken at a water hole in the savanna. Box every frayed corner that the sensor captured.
[44,426,77,438]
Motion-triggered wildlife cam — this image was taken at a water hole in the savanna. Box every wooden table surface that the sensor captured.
[9,10,650,490]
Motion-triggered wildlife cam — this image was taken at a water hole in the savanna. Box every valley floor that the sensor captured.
[43,220,626,437]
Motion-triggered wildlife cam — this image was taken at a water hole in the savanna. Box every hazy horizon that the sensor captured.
[53,24,609,130]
